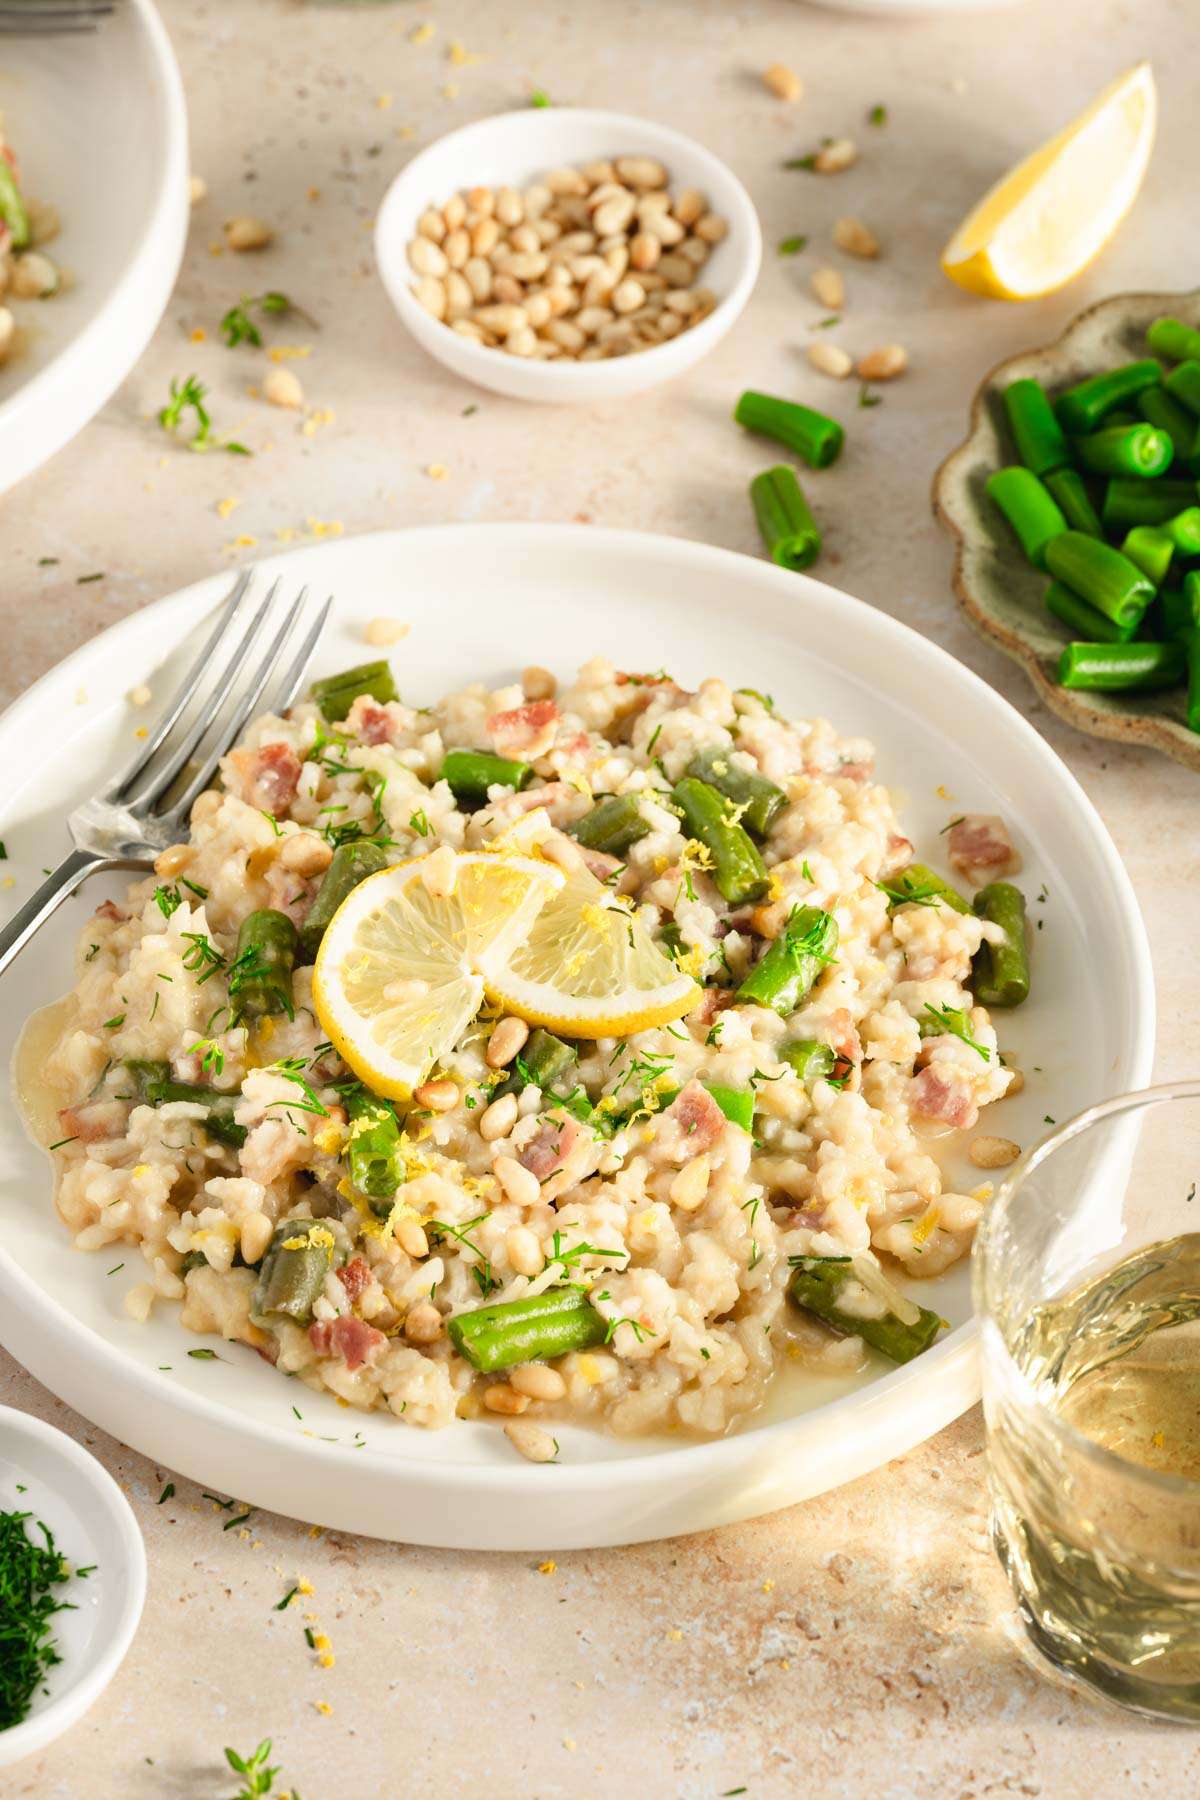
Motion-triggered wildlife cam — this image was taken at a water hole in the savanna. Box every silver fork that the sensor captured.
[0,568,331,978]
[0,2,116,33]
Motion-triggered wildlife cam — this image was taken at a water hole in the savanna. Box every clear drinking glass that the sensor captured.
[974,1082,1200,1722]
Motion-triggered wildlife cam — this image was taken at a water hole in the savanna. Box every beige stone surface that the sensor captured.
[2,0,1198,1793]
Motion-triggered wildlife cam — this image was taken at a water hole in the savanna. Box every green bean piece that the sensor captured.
[1184,630,1200,735]
[1171,573,1200,639]
[1058,639,1186,692]
[299,840,389,960]
[1147,316,1200,365]
[0,162,30,250]
[1120,526,1174,589]
[1102,477,1200,530]
[570,793,651,856]
[180,1249,208,1276]
[879,862,972,914]
[1138,389,1200,471]
[1043,467,1104,539]
[686,747,787,838]
[448,1287,607,1373]
[971,882,1030,1009]
[228,909,297,1023]
[1163,360,1200,419]
[780,1038,837,1083]
[514,1028,578,1095]
[1070,423,1173,480]
[1053,359,1162,435]
[670,777,770,905]
[1002,378,1069,477]
[309,660,398,724]
[1043,532,1154,629]
[733,390,844,469]
[788,1257,943,1363]
[440,748,532,804]
[346,1088,405,1204]
[253,1220,337,1324]
[736,904,838,1016]
[1159,506,1200,556]
[985,467,1067,569]
[1044,580,1137,645]
[750,464,822,570]
[122,1059,245,1148]
[703,1084,755,1131]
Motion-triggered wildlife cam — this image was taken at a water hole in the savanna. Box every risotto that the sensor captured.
[35,656,1029,1456]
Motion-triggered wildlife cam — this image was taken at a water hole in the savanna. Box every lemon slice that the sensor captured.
[312,853,564,1098]
[477,858,699,1038]
[941,62,1156,301]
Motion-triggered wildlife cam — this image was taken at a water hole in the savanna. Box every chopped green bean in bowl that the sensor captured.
[934,288,1200,771]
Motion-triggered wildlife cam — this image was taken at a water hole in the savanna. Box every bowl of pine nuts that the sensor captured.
[374,107,761,402]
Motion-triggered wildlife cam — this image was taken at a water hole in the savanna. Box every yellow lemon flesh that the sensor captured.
[941,62,1156,301]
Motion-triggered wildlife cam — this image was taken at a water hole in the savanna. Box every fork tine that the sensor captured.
[162,587,314,823]
[269,593,333,714]
[125,579,280,811]
[104,569,254,803]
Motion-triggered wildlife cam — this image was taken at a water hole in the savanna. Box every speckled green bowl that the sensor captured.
[933,289,1200,772]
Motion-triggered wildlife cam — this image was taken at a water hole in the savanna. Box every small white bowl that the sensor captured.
[0,1404,146,1768]
[375,107,761,403]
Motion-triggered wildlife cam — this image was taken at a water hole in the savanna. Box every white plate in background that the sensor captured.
[0,1404,145,1768]
[0,526,1153,1549]
[0,0,187,493]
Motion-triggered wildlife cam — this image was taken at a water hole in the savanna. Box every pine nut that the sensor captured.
[693,213,728,244]
[414,1079,458,1113]
[418,208,446,242]
[413,276,447,319]
[658,253,694,286]
[486,1017,530,1069]
[523,183,552,216]
[506,1225,543,1277]
[763,62,803,102]
[492,273,524,305]
[443,228,470,270]
[611,277,645,315]
[225,215,272,251]
[522,664,557,700]
[969,1135,1021,1170]
[672,188,706,227]
[814,138,858,174]
[495,186,524,227]
[504,1420,559,1462]
[670,1154,711,1212]
[542,286,575,316]
[395,1217,429,1258]
[483,1384,530,1415]
[557,229,597,256]
[546,166,588,196]
[575,306,614,337]
[408,236,447,278]
[524,292,553,328]
[581,159,616,186]
[532,216,561,245]
[467,185,495,216]
[420,843,458,898]
[443,193,467,230]
[604,244,630,279]
[479,1093,519,1141]
[1003,1066,1026,1096]
[240,1212,273,1264]
[279,832,334,874]
[811,265,845,309]
[583,270,618,307]
[505,251,549,282]
[473,303,527,334]
[857,343,907,381]
[511,1363,567,1401]
[593,193,636,236]
[444,271,472,320]
[629,231,661,272]
[504,325,538,356]
[509,222,540,254]
[639,210,684,246]
[405,1300,443,1343]
[463,256,493,303]
[678,237,710,268]
[264,366,304,410]
[154,843,193,876]
[615,156,668,190]
[807,341,852,379]
[494,1155,541,1207]
[470,216,500,257]
[834,215,880,258]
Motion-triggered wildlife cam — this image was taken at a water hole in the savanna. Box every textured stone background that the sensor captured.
[3,1,1197,1794]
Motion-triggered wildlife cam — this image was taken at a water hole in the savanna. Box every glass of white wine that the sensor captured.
[974,1082,1200,1722]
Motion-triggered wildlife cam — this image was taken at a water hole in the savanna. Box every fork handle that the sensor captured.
[0,848,126,980]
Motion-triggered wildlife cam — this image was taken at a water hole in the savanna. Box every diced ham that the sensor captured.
[94,899,125,922]
[835,760,873,784]
[881,833,914,877]
[658,1079,726,1161]
[911,1065,977,1131]
[229,741,302,814]
[695,987,736,1027]
[946,814,1021,888]
[346,698,398,746]
[518,1115,584,1182]
[486,699,559,760]
[308,1315,386,1371]
[337,1256,372,1303]
[56,1100,127,1144]
[827,1007,863,1067]
[578,846,622,882]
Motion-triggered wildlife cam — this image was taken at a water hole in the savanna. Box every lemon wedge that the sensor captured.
[312,852,564,1098]
[941,62,1156,301]
[476,858,699,1038]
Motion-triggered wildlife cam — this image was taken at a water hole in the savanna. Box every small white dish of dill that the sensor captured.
[0,1403,145,1768]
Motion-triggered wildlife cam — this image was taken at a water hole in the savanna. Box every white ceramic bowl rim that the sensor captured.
[0,525,1156,1506]
[375,106,761,396]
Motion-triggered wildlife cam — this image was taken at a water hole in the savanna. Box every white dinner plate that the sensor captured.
[0,526,1153,1550]
[0,0,187,493]
[0,1404,145,1768]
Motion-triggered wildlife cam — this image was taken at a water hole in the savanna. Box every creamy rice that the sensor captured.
[36,658,1017,1444]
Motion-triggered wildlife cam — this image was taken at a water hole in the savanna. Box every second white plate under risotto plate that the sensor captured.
[0,527,1153,1549]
